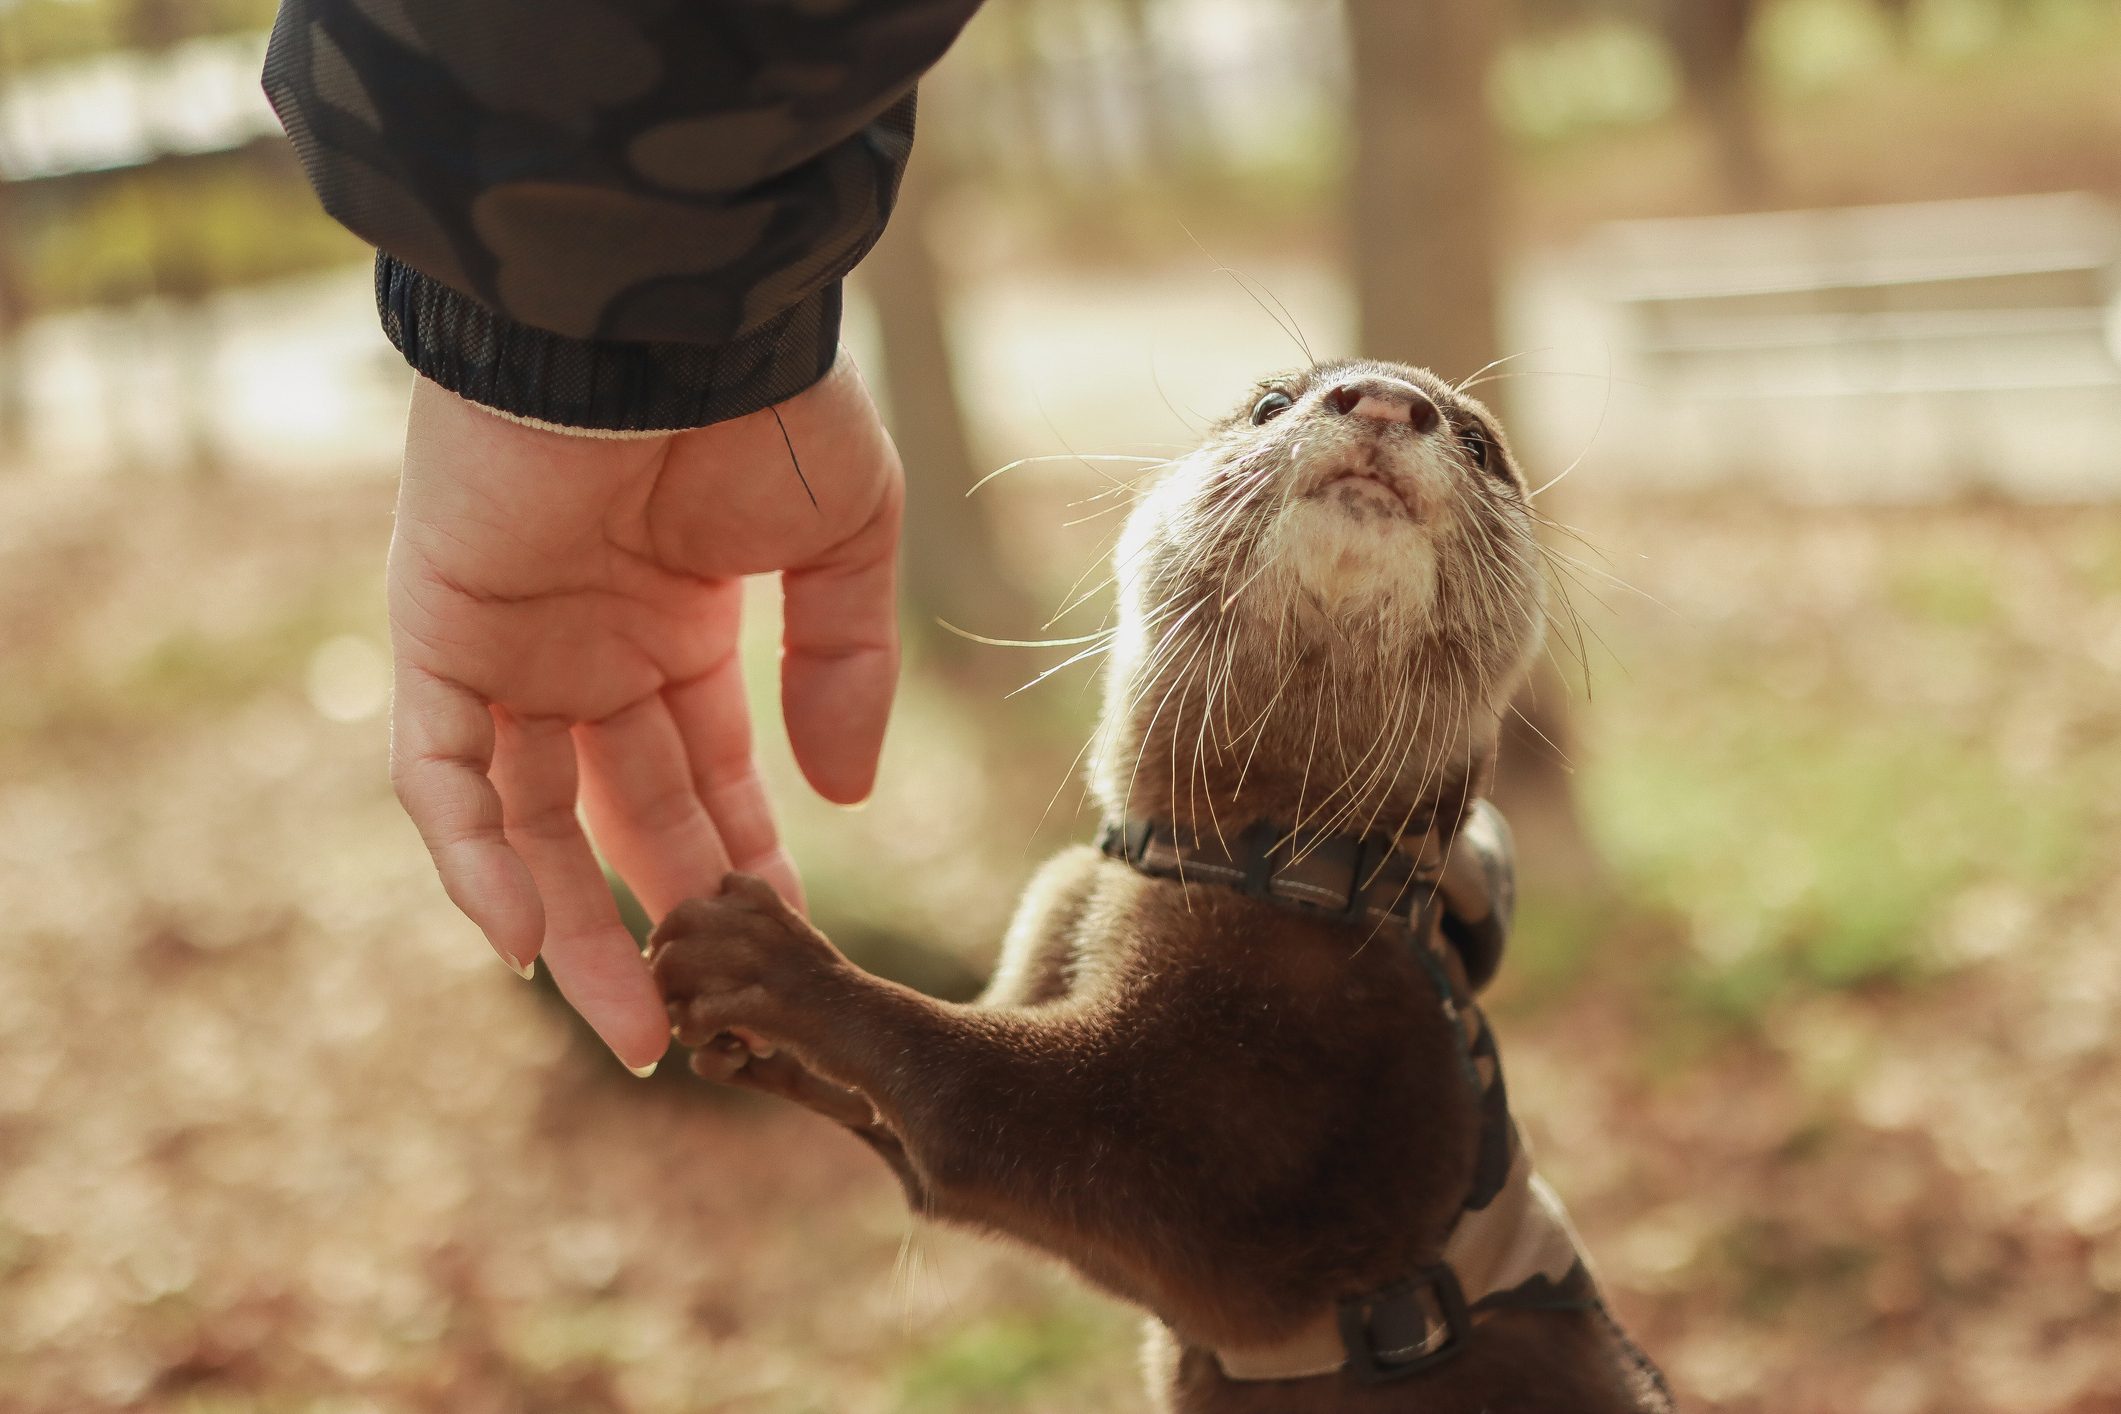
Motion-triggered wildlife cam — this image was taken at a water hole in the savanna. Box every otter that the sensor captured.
[650,359,1671,1412]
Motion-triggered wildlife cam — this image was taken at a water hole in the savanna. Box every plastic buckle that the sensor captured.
[1128,819,1154,864]
[1399,860,1444,933]
[1340,836,1381,920]
[1096,820,1124,858]
[1238,821,1280,899]
[1336,1265,1472,1385]
[1097,820,1155,865]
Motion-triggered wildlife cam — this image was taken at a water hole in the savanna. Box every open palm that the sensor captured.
[387,358,902,1071]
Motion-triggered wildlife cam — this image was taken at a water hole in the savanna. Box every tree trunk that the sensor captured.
[128,0,219,476]
[1343,0,1601,893]
[1112,0,1200,175]
[853,144,1039,660]
[1344,0,1505,385]
[1663,0,1770,204]
[0,181,26,463]
[982,0,1057,183]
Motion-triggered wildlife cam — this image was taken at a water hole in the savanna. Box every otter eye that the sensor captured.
[1459,423,1492,471]
[1250,391,1294,426]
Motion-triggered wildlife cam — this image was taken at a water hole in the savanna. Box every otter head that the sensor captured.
[1090,359,1545,838]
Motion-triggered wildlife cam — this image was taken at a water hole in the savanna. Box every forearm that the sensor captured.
[263,0,984,429]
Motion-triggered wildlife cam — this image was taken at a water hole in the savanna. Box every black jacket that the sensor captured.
[263,0,984,431]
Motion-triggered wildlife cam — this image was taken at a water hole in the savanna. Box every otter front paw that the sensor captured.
[649,873,843,1054]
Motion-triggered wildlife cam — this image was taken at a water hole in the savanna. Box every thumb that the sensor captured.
[780,504,901,805]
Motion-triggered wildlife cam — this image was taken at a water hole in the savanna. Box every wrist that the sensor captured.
[377,255,843,434]
[401,375,678,516]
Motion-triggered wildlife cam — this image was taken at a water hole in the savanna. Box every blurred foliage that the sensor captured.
[20,160,360,311]
[893,1300,1121,1413]
[1601,705,2086,1003]
[4,0,2117,319]
[1495,19,1684,144]
[1566,514,2111,1026]
[0,0,277,69]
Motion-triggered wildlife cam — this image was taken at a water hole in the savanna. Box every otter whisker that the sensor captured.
[944,623,1116,650]
[1062,501,1147,529]
[1050,566,1121,631]
[1231,654,1299,806]
[1006,637,1127,699]
[1529,551,1619,689]
[1451,348,1550,395]
[1456,367,1646,395]
[1527,374,1613,504]
[1180,220,1316,366]
[1124,629,1214,882]
[1505,698,1575,772]
[1351,658,1425,843]
[967,452,1166,498]
[1538,543,1664,610]
[1524,507,1614,557]
[1223,580,1302,807]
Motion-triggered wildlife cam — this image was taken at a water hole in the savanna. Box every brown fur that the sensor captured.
[651,361,1667,1411]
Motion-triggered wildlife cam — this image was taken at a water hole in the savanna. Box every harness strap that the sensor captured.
[1210,1149,1601,1384]
[1095,801,1514,991]
[1095,802,1602,1386]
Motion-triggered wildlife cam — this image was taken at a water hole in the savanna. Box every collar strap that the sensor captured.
[1096,801,1516,992]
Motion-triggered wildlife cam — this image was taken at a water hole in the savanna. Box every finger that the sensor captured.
[491,710,669,1072]
[389,662,542,974]
[574,693,746,920]
[781,508,902,807]
[665,635,803,912]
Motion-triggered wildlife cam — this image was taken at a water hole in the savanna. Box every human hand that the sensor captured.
[385,357,902,1073]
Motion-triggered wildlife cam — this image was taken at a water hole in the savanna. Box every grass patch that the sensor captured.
[1886,549,2000,629]
[1585,672,2091,1030]
[1,587,374,744]
[893,1302,1122,1414]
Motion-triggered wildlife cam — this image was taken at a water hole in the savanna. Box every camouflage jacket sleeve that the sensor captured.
[262,0,984,432]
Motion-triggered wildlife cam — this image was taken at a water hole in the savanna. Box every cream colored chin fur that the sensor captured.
[1271,498,1440,616]
[1259,432,1475,622]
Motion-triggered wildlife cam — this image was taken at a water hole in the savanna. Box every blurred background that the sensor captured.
[3,0,2120,1409]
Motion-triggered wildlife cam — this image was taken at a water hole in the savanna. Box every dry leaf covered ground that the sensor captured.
[1,473,2117,1413]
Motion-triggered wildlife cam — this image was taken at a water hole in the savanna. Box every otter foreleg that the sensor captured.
[648,873,1135,1254]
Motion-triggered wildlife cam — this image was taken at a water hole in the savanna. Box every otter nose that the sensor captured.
[1323,378,1440,434]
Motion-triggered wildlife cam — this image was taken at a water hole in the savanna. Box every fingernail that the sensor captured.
[627,1060,659,1079]
[503,953,536,980]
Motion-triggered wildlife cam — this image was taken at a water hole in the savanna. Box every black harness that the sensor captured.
[1095,802,1602,1384]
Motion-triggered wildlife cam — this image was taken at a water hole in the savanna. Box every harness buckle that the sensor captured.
[1128,819,1154,865]
[1340,835,1380,920]
[1098,819,1156,866]
[1095,819,1123,858]
[1237,821,1280,899]
[1336,1264,1472,1384]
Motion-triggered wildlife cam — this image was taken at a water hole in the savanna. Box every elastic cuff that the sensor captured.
[477,407,675,441]
[375,254,842,432]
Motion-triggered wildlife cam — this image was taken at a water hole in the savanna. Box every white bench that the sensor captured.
[1520,193,2121,501]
